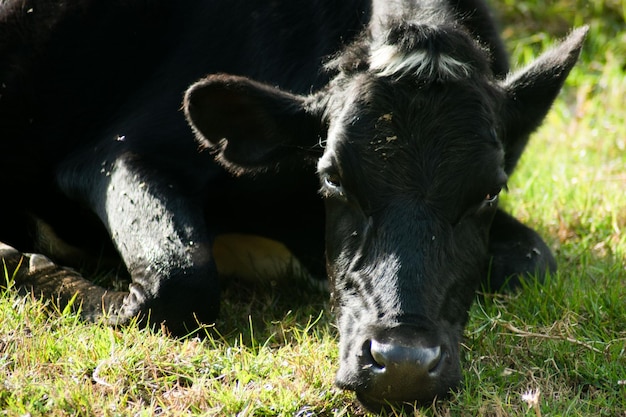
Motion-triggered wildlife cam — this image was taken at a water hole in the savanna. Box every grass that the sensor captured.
[1,0,625,415]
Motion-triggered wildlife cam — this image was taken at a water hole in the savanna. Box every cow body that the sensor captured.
[0,0,585,410]
[1,0,365,327]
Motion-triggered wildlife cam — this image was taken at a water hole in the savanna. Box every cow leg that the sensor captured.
[51,151,219,335]
[486,209,557,291]
[1,241,128,320]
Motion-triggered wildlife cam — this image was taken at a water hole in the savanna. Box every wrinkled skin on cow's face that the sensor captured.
[316,73,508,406]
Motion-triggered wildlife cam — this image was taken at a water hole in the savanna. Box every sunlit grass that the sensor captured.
[1,1,625,416]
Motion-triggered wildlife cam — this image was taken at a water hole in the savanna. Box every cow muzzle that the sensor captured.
[336,323,461,411]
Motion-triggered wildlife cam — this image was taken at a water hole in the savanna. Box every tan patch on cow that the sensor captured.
[213,234,319,288]
[378,113,393,123]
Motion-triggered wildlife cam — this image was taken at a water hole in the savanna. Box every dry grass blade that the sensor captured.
[497,320,603,354]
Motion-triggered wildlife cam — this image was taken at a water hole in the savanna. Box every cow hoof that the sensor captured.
[28,253,57,274]
[0,242,20,257]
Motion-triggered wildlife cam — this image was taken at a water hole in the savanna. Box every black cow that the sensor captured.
[0,0,585,410]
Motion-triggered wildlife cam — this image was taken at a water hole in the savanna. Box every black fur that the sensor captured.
[0,0,585,410]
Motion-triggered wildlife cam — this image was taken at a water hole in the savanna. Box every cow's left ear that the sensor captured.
[184,74,324,174]
[500,26,588,174]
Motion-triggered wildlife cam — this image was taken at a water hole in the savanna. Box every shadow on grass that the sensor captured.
[205,273,335,348]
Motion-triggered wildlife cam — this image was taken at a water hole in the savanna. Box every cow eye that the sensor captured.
[321,173,345,198]
[484,193,498,205]
[484,187,502,207]
[324,174,342,189]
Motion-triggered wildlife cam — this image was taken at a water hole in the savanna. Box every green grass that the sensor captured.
[1,1,625,415]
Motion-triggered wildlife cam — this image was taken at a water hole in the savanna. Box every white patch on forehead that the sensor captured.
[369,43,472,80]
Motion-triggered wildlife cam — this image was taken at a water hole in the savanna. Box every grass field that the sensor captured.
[1,1,625,416]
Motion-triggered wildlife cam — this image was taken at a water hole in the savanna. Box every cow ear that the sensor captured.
[184,74,324,174]
[500,26,588,173]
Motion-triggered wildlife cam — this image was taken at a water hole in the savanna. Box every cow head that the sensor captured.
[184,26,586,410]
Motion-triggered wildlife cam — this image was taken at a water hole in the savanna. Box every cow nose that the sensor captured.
[369,339,442,377]
[353,326,457,411]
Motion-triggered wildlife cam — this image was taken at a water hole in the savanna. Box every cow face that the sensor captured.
[184,26,586,410]
[316,69,507,406]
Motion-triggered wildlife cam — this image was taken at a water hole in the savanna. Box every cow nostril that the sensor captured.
[362,340,385,370]
[369,338,443,376]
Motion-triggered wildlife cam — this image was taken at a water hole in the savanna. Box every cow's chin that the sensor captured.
[334,318,464,411]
